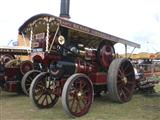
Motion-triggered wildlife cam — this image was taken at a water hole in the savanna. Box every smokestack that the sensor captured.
[60,0,70,19]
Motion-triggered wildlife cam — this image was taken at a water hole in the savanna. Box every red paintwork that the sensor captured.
[32,53,61,65]
[76,60,97,73]
[5,81,17,92]
[5,68,21,79]
[89,72,107,85]
[3,68,22,92]
[85,49,96,60]
[100,45,114,69]
[43,54,61,65]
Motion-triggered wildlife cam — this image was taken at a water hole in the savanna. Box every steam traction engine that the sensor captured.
[19,14,140,117]
[0,46,33,93]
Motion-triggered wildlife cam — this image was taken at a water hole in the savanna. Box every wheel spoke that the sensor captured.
[41,94,47,105]
[118,69,123,76]
[81,97,86,105]
[77,99,82,112]
[70,97,76,110]
[81,82,87,90]
[48,94,53,101]
[36,84,44,89]
[26,87,30,92]
[49,80,53,87]
[37,93,44,101]
[84,96,89,104]
[47,76,51,87]
[75,100,79,113]
[26,78,32,83]
[25,83,31,87]
[119,88,128,100]
[79,80,83,91]
[46,95,49,105]
[34,88,41,94]
[82,89,89,95]
[28,76,33,82]
[123,86,131,95]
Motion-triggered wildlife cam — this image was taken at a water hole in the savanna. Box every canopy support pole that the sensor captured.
[125,44,127,58]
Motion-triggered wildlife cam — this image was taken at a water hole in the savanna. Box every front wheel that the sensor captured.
[62,73,94,118]
[107,58,135,103]
[29,72,59,108]
[21,70,41,96]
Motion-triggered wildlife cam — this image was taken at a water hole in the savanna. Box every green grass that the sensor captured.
[0,85,160,120]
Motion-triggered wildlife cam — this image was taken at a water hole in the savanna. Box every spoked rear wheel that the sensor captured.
[107,58,135,103]
[62,73,94,118]
[21,70,41,96]
[30,72,59,108]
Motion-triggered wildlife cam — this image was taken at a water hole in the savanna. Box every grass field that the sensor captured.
[0,85,160,120]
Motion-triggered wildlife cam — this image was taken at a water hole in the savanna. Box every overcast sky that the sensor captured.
[0,0,160,53]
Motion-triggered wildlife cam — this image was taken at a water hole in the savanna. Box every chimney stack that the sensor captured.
[60,0,70,19]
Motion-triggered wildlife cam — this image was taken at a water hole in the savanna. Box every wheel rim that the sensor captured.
[30,72,59,108]
[117,60,135,102]
[108,58,135,103]
[62,74,93,117]
[21,70,40,95]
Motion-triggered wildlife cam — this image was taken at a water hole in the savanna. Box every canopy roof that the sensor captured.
[19,13,140,48]
[0,46,30,55]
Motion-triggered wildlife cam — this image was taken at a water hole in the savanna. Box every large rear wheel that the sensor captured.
[107,58,135,103]
[62,73,94,118]
[29,72,59,108]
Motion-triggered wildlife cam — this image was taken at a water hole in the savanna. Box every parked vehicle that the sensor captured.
[19,13,140,117]
[133,58,160,92]
[0,46,33,93]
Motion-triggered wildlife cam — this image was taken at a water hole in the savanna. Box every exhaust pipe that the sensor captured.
[60,0,70,19]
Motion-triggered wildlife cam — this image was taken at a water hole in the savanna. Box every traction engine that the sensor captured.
[19,13,140,118]
[0,49,33,93]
